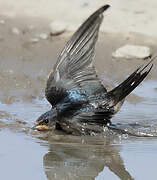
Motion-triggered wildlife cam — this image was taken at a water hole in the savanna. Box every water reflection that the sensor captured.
[1,80,157,179]
[40,135,134,180]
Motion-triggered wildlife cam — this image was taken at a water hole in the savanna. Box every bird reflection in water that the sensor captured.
[40,134,134,180]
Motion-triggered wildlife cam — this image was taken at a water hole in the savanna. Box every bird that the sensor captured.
[33,5,153,135]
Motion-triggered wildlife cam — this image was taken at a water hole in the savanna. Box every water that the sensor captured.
[0,79,157,180]
[0,130,47,180]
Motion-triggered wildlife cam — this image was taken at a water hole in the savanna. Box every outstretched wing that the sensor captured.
[58,59,154,135]
[106,58,153,106]
[45,5,110,106]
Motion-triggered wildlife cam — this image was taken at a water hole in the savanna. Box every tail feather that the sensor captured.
[107,58,153,106]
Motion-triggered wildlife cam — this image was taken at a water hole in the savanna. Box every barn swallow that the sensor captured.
[33,5,153,135]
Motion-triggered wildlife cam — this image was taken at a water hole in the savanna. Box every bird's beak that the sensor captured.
[32,122,55,131]
[32,124,50,131]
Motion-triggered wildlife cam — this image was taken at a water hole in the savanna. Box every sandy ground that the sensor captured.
[0,16,157,104]
[0,0,157,39]
[0,0,156,115]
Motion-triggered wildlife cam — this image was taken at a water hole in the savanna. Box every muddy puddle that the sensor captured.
[1,70,157,180]
[0,17,157,179]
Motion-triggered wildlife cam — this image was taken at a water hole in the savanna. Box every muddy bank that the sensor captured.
[0,16,157,104]
[0,0,157,38]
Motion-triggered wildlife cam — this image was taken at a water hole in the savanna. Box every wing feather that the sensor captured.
[45,5,110,106]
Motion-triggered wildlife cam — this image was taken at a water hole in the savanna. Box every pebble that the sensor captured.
[12,27,20,35]
[81,2,89,7]
[112,44,151,59]
[38,33,48,40]
[0,20,5,24]
[49,21,66,36]
[30,38,39,43]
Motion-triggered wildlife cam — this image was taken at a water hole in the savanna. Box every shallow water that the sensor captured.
[111,80,157,137]
[0,80,157,180]
[0,14,157,179]
[0,130,47,180]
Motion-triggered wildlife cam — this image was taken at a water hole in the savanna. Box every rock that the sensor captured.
[49,21,66,36]
[12,27,20,35]
[38,33,48,40]
[0,20,5,24]
[81,2,89,7]
[30,38,39,43]
[112,44,151,59]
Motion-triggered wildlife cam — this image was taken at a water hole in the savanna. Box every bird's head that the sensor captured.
[33,110,57,131]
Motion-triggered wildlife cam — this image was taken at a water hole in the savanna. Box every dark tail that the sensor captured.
[107,58,154,106]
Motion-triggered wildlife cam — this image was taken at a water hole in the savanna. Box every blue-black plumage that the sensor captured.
[33,5,153,135]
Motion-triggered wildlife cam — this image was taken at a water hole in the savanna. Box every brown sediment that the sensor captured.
[0,16,156,103]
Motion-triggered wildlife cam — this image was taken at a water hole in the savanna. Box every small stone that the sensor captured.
[39,33,48,40]
[0,20,5,24]
[81,2,89,7]
[30,38,39,43]
[7,69,14,75]
[112,44,151,59]
[12,27,20,35]
[49,21,66,36]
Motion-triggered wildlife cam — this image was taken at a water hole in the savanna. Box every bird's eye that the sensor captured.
[44,119,49,124]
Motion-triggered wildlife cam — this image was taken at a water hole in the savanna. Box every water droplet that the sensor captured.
[122,134,128,139]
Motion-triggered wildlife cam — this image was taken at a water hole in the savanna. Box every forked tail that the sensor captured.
[107,58,154,106]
